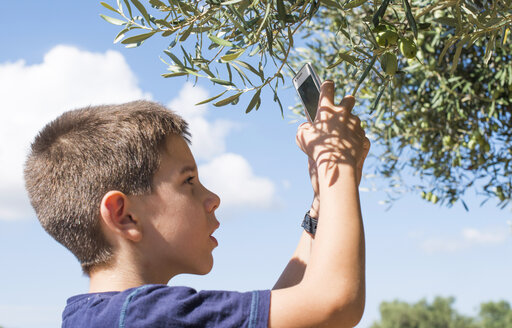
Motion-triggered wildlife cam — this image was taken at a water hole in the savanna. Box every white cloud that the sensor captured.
[462,228,508,244]
[0,46,277,220]
[420,238,467,254]
[167,82,238,161]
[420,226,509,254]
[199,153,278,209]
[0,45,151,220]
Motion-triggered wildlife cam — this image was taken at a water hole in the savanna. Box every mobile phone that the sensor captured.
[293,63,322,122]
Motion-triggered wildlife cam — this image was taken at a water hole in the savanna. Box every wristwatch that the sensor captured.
[301,210,318,235]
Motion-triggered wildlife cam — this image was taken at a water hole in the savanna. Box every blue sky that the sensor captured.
[0,1,511,327]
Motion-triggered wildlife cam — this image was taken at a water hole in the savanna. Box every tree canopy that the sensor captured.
[100,0,512,209]
[371,297,512,327]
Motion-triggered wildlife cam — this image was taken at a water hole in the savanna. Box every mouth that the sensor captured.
[209,220,220,247]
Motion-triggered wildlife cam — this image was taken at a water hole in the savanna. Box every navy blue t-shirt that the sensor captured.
[62,284,270,328]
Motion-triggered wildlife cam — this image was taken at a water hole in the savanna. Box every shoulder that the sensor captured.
[128,285,271,328]
[63,285,271,328]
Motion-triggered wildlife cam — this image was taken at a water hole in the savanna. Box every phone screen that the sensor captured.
[297,75,320,121]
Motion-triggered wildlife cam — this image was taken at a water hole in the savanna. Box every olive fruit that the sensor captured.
[399,38,418,58]
[442,135,454,147]
[373,25,387,33]
[482,142,491,153]
[492,89,503,99]
[377,30,398,47]
[431,194,439,204]
[473,131,484,145]
[380,52,398,75]
[373,25,398,47]
[467,138,477,150]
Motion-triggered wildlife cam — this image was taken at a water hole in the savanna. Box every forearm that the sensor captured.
[273,194,319,290]
[302,163,365,318]
[272,230,313,290]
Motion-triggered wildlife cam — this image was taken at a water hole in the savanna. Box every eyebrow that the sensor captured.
[179,164,197,175]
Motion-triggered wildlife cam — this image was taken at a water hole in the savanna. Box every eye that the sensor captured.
[185,176,195,185]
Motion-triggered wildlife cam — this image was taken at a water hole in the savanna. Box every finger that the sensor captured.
[338,95,356,116]
[362,137,371,160]
[358,138,371,166]
[318,80,335,109]
[349,114,361,126]
[298,122,311,129]
[297,121,312,134]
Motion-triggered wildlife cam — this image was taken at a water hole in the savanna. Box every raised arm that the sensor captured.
[273,152,366,290]
[269,81,370,328]
[272,160,318,290]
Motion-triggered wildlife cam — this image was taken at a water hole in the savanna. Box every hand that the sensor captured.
[296,81,370,173]
[308,143,368,219]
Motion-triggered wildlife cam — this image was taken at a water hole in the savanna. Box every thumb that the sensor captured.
[296,122,312,150]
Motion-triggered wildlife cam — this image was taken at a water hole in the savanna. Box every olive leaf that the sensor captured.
[121,31,157,44]
[130,0,152,25]
[245,88,262,113]
[195,90,228,105]
[402,0,417,38]
[213,92,244,106]
[100,14,126,25]
[208,34,234,47]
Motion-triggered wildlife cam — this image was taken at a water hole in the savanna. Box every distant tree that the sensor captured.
[371,297,512,328]
[480,300,512,328]
[99,0,512,209]
[370,297,477,328]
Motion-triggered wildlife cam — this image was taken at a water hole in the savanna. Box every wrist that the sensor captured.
[310,197,320,218]
[317,162,358,183]
[315,153,357,169]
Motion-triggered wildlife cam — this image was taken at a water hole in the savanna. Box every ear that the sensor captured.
[99,191,142,242]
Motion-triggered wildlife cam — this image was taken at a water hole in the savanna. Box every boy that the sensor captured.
[24,81,370,327]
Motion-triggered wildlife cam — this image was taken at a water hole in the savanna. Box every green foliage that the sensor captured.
[480,300,512,328]
[99,0,316,116]
[298,2,512,209]
[100,0,512,209]
[371,297,512,328]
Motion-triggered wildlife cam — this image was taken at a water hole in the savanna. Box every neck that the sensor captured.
[88,255,173,293]
[88,264,147,293]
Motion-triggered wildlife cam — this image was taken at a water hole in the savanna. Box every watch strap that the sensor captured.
[301,210,318,235]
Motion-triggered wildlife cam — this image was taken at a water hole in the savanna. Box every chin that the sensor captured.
[197,256,214,275]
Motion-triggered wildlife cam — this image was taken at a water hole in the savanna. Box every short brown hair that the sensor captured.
[24,100,190,274]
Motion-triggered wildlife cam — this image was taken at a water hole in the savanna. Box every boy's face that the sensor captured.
[132,134,221,280]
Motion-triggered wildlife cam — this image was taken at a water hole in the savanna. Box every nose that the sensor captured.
[205,188,221,213]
